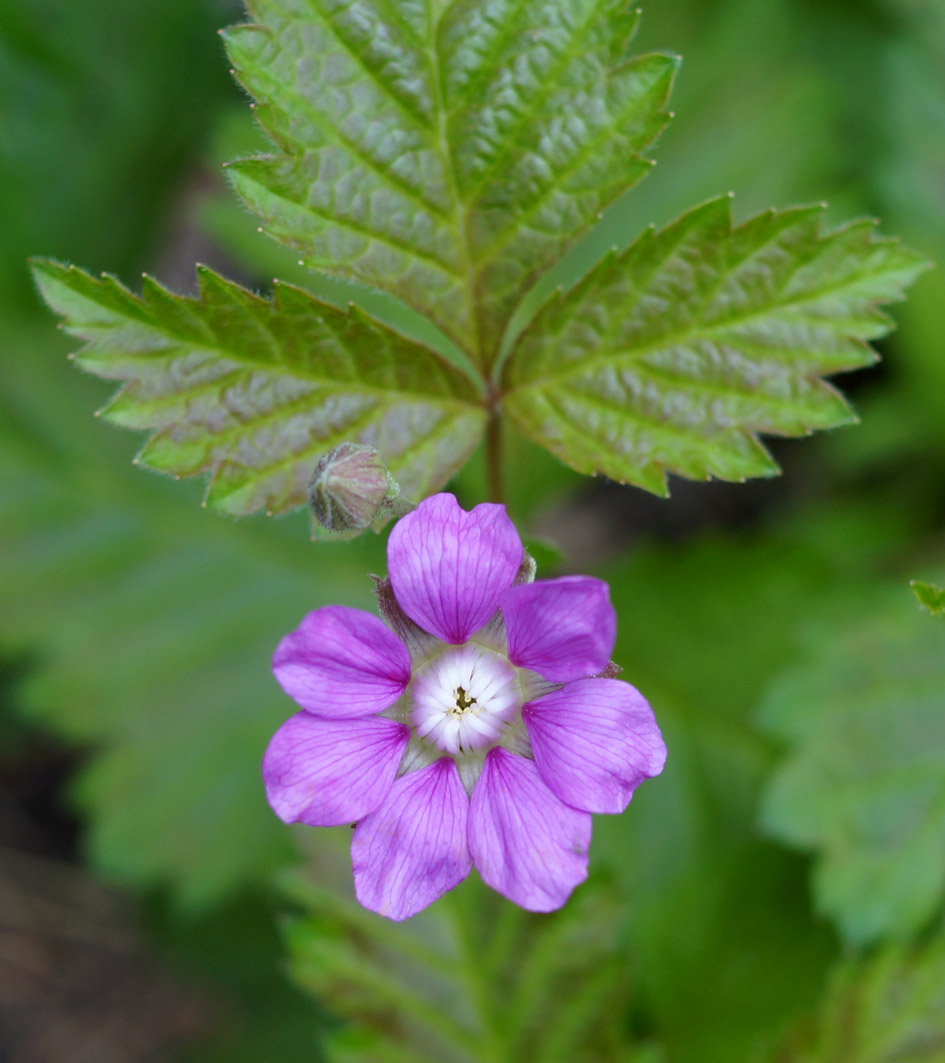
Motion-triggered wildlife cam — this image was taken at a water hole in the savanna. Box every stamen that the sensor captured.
[408,643,522,754]
[453,686,477,713]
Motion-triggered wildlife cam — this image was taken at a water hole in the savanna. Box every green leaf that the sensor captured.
[0,311,394,907]
[911,579,945,620]
[773,937,945,1062]
[758,582,945,945]
[504,197,927,494]
[600,530,844,1063]
[223,0,677,364]
[281,862,647,1063]
[31,260,486,516]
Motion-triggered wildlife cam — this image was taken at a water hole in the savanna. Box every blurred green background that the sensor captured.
[1,0,944,1060]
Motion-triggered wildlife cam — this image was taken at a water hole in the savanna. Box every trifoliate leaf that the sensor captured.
[911,579,945,620]
[223,0,677,364]
[774,938,945,1062]
[759,583,945,944]
[31,260,486,516]
[504,197,928,494]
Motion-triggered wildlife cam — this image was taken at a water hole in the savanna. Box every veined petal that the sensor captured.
[263,713,409,827]
[501,577,616,683]
[468,748,590,912]
[352,758,472,921]
[272,605,411,718]
[524,678,666,814]
[387,493,523,644]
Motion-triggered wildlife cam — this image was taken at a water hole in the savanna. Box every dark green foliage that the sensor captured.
[772,937,945,1062]
[760,584,945,944]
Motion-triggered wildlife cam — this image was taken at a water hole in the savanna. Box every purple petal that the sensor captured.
[523,678,666,814]
[468,748,591,912]
[272,605,411,718]
[263,713,409,826]
[352,758,472,921]
[387,493,523,644]
[501,576,616,683]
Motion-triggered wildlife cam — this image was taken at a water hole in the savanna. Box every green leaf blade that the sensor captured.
[225,0,676,364]
[912,580,945,620]
[225,0,472,348]
[504,198,928,493]
[758,585,945,945]
[440,0,678,353]
[32,259,486,516]
[774,940,945,1062]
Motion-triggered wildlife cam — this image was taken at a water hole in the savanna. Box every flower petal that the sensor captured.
[352,758,472,921]
[523,678,666,814]
[272,605,411,718]
[387,493,523,644]
[501,576,616,682]
[263,713,409,826]
[468,747,590,912]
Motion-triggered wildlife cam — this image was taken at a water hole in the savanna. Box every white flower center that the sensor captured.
[408,643,522,755]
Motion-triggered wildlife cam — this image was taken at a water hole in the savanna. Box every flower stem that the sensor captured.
[485,399,505,506]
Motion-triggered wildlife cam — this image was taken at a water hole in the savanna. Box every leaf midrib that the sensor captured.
[67,273,485,404]
[429,0,481,364]
[452,0,612,206]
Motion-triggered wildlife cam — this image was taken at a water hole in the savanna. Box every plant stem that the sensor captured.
[485,396,505,506]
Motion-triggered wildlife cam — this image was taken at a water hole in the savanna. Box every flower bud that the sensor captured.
[307,443,407,532]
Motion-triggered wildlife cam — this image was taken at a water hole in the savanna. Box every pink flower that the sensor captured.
[263,494,666,920]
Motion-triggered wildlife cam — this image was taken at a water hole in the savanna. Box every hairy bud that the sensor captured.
[307,444,410,532]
